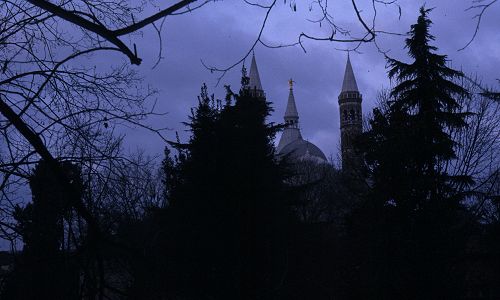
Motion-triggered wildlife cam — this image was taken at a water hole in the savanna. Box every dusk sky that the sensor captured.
[110,0,499,162]
[1,1,499,288]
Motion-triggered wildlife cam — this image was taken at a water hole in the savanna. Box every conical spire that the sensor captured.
[341,54,359,92]
[248,53,263,91]
[277,79,302,153]
[284,79,299,119]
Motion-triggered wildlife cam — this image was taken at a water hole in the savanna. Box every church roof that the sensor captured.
[284,83,299,119]
[248,53,263,91]
[280,139,327,163]
[277,80,326,163]
[341,54,359,92]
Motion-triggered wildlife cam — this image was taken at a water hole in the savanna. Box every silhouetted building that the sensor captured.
[276,79,327,163]
[338,54,362,170]
[249,53,362,167]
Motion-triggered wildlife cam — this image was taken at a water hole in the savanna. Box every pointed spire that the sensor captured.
[284,78,299,119]
[248,52,263,92]
[341,53,359,92]
[277,79,302,153]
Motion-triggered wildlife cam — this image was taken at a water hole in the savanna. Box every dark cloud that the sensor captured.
[116,0,500,160]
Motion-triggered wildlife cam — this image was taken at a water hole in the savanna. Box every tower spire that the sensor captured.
[277,78,302,153]
[284,78,299,119]
[341,53,359,92]
[248,53,264,97]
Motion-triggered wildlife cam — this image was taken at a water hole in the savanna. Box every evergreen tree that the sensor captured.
[350,7,475,299]
[386,6,471,206]
[361,7,472,210]
[149,77,289,299]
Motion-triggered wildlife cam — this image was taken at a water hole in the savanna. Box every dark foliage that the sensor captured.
[2,161,81,299]
[369,6,472,208]
[129,80,291,299]
[350,7,481,299]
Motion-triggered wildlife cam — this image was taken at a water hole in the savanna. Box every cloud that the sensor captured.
[114,0,500,159]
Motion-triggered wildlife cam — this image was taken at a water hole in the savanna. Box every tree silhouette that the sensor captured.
[350,7,477,299]
[130,78,290,298]
[364,6,472,210]
[2,161,82,299]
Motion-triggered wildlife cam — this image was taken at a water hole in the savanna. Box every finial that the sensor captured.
[288,78,294,89]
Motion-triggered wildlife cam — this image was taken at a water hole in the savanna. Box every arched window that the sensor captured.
[343,110,348,121]
[349,109,355,121]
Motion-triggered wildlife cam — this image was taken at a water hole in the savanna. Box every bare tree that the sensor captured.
[1,1,164,246]
[443,78,500,221]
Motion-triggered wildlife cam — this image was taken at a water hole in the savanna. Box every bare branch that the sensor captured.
[460,0,498,51]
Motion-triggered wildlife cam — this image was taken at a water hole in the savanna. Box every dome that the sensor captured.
[279,139,327,163]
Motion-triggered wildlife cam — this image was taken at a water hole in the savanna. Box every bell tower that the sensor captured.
[338,54,362,170]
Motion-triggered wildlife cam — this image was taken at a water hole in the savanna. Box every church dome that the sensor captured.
[279,139,327,163]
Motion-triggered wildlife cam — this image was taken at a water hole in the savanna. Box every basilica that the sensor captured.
[246,54,363,169]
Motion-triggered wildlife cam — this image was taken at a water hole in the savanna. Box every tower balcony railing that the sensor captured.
[338,92,362,101]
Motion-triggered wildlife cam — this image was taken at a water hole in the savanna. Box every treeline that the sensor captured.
[0,7,499,300]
